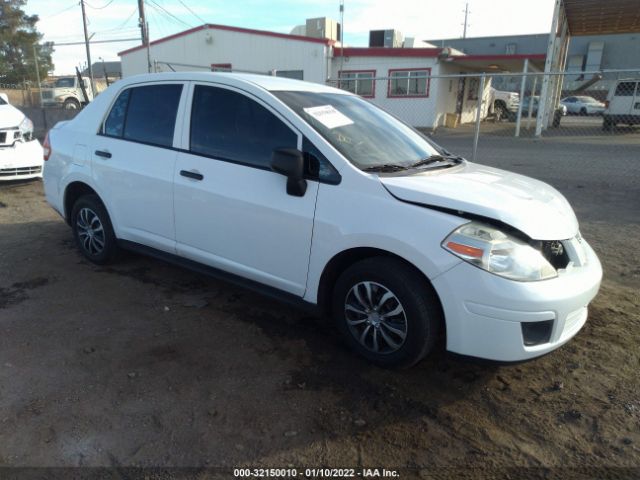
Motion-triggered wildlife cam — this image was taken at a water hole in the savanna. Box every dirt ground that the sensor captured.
[1,138,639,478]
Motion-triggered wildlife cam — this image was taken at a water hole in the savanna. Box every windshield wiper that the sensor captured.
[362,164,408,173]
[409,154,462,169]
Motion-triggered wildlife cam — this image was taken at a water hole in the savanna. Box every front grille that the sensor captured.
[0,166,42,177]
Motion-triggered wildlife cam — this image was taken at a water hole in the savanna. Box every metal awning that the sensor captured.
[448,54,546,73]
[562,0,640,36]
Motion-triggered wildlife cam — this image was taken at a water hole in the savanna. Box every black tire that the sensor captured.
[580,107,588,116]
[332,257,442,368]
[494,102,506,122]
[63,98,80,110]
[71,194,119,264]
[603,117,614,132]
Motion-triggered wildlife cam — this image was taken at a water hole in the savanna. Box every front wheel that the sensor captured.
[71,194,119,264]
[64,98,80,110]
[332,257,442,368]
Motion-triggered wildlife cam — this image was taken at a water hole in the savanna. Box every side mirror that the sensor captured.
[0,93,9,104]
[271,148,307,197]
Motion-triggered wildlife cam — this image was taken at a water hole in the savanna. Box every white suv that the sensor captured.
[43,73,602,367]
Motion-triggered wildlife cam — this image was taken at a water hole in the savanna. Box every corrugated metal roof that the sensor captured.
[563,0,640,35]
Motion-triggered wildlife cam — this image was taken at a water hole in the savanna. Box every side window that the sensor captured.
[104,89,130,137]
[615,82,636,97]
[123,84,183,147]
[303,137,340,184]
[190,85,297,168]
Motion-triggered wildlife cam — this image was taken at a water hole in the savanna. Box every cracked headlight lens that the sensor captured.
[442,221,557,281]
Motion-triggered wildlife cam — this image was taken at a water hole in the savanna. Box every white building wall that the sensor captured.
[330,55,444,128]
[120,27,329,83]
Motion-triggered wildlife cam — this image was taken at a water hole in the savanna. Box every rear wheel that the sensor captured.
[603,116,614,132]
[71,195,118,264]
[332,257,441,368]
[580,107,588,116]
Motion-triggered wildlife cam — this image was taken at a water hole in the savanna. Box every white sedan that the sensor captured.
[0,93,43,180]
[561,96,606,115]
[43,73,602,366]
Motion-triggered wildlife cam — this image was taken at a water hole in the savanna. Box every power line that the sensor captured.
[42,2,79,20]
[146,0,192,29]
[94,6,137,32]
[176,0,207,25]
[85,0,116,9]
[51,37,140,46]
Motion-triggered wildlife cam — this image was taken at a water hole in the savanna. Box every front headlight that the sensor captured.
[19,117,33,140]
[442,221,557,281]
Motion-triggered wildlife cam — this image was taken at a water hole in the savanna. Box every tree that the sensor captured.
[0,0,54,85]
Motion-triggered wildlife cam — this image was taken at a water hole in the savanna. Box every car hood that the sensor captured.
[380,162,579,240]
[0,104,26,129]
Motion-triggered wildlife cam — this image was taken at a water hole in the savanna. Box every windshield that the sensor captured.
[54,77,75,88]
[273,91,441,169]
[0,97,6,105]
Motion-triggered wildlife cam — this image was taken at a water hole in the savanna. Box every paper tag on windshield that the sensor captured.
[303,105,353,129]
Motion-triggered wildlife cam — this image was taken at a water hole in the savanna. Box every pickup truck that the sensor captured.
[41,76,94,109]
[490,88,520,121]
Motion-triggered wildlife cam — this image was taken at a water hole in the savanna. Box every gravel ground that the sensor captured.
[0,133,639,478]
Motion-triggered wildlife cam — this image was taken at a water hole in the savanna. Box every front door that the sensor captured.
[173,83,318,296]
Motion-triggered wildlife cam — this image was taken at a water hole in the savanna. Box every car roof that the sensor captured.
[118,71,348,94]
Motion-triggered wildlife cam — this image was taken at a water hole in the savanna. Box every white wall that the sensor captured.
[330,55,441,128]
[120,27,329,83]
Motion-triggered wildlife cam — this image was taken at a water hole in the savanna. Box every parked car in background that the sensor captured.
[561,96,605,115]
[521,96,567,117]
[490,88,519,121]
[0,93,43,180]
[41,76,94,110]
[603,79,640,131]
[43,73,602,367]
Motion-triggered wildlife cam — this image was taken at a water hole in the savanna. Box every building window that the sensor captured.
[387,68,430,98]
[505,43,517,55]
[275,70,304,80]
[338,70,375,98]
[467,77,479,101]
[211,63,232,72]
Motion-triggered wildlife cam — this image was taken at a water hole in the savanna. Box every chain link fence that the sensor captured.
[327,70,640,190]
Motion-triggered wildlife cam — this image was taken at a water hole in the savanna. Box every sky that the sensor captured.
[24,0,557,75]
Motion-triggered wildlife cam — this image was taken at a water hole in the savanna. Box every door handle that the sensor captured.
[180,170,204,181]
[95,150,111,159]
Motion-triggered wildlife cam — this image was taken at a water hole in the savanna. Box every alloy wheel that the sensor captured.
[76,207,105,255]
[344,281,408,354]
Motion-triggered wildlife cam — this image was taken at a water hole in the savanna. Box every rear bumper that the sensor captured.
[432,239,602,362]
[0,140,43,180]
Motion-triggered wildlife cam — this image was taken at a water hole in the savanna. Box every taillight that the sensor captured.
[604,100,610,109]
[43,132,51,161]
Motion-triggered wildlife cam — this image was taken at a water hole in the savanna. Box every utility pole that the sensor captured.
[137,0,152,72]
[339,0,344,78]
[80,0,95,96]
[462,2,470,39]
[32,44,43,107]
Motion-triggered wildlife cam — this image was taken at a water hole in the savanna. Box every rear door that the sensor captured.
[92,82,187,252]
[610,81,636,117]
[173,83,319,296]
[632,82,640,120]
